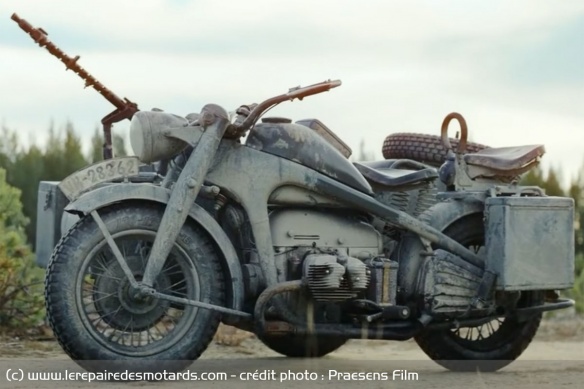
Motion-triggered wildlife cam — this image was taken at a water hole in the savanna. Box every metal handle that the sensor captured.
[440,112,468,154]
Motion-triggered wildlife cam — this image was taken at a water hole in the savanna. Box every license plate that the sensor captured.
[59,157,141,201]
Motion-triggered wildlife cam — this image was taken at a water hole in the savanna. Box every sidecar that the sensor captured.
[35,162,161,268]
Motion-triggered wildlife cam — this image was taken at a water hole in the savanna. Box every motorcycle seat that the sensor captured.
[463,144,545,171]
[354,160,438,188]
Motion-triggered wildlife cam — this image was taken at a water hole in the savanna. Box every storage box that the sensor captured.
[36,181,69,267]
[485,196,575,291]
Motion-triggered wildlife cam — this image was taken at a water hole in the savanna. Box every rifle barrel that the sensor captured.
[11,13,129,110]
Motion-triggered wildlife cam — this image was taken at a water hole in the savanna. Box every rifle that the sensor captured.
[11,13,139,160]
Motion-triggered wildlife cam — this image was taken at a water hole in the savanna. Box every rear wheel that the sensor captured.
[45,203,225,373]
[414,214,542,372]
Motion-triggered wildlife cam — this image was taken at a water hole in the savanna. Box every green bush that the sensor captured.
[566,254,584,314]
[0,168,45,334]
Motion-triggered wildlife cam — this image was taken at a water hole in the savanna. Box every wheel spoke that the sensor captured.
[84,292,117,305]
[130,317,135,347]
[487,320,496,336]
[78,231,200,353]
[159,278,187,293]
[160,262,181,274]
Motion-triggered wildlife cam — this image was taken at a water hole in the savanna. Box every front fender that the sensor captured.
[65,183,245,324]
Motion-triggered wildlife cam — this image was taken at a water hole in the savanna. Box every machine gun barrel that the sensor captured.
[11,13,138,159]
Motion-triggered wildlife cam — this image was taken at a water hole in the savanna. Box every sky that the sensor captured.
[1,0,583,187]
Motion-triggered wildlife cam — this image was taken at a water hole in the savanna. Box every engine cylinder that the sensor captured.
[303,252,370,301]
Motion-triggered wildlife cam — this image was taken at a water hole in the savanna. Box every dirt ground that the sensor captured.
[1,316,582,388]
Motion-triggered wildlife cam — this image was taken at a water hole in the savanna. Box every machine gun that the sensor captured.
[11,13,139,160]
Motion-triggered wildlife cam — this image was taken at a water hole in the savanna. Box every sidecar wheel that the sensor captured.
[260,335,347,358]
[414,214,542,372]
[415,298,542,372]
[44,203,225,373]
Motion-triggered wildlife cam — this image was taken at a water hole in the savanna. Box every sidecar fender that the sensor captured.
[64,183,245,324]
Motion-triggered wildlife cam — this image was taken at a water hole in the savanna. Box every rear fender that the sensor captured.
[395,198,485,301]
[64,183,245,324]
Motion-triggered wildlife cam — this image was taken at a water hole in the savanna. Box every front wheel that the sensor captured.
[45,203,225,373]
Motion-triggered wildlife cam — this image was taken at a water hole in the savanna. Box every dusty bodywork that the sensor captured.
[15,14,575,376]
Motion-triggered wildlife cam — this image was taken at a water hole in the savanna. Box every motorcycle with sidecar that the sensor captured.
[38,80,575,374]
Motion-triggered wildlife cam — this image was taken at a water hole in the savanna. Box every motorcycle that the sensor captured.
[41,79,575,374]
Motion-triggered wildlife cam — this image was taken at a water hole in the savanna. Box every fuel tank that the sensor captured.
[245,122,373,194]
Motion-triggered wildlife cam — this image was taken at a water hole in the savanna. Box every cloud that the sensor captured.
[1,0,583,185]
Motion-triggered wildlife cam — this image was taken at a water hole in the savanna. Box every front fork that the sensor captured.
[139,104,230,287]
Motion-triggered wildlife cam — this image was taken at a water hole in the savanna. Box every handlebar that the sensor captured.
[227,79,341,136]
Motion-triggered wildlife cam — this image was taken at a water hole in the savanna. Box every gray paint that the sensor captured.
[39,101,576,330]
[159,134,490,293]
[35,181,69,268]
[129,111,191,164]
[140,104,230,287]
[485,195,575,290]
[395,198,486,301]
[245,122,373,194]
[64,182,244,323]
[269,208,382,257]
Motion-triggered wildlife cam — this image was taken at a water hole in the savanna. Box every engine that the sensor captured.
[265,208,399,304]
[303,252,369,301]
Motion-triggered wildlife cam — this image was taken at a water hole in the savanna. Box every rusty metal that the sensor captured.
[231,79,341,136]
[11,13,139,160]
[441,112,468,154]
[263,321,296,335]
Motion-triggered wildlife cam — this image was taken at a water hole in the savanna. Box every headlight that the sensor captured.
[130,111,189,163]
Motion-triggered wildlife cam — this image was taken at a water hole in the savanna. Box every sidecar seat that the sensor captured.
[354,159,438,189]
[463,144,545,176]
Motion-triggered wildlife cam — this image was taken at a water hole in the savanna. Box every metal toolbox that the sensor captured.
[485,195,575,291]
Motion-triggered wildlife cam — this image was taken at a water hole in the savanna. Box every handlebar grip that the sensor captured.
[287,79,342,100]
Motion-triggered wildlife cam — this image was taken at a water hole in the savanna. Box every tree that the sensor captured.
[0,122,89,246]
[520,166,565,196]
[9,146,45,245]
[113,133,128,157]
[356,138,375,161]
[520,161,584,312]
[89,128,127,162]
[63,121,88,172]
[89,127,104,163]
[0,167,44,333]
[569,165,584,273]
